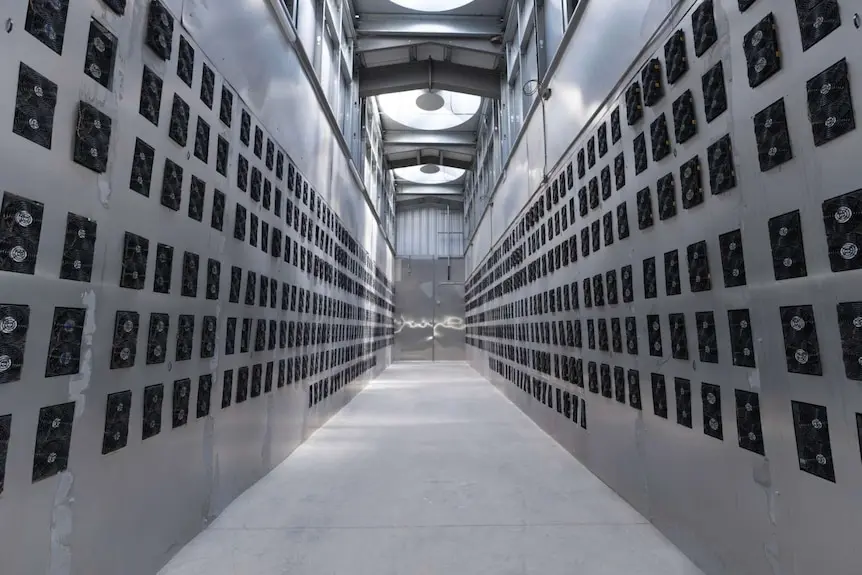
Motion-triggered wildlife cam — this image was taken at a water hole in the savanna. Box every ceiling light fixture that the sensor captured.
[394,165,465,184]
[377,90,480,131]
[415,90,445,111]
[389,0,476,12]
[420,164,441,174]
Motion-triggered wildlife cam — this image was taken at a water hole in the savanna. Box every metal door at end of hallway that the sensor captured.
[394,257,465,361]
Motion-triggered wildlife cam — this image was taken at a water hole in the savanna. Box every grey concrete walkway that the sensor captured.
[159,362,704,575]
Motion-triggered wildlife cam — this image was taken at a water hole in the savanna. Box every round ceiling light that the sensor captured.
[415,90,445,111]
[377,90,481,131]
[420,164,441,174]
[394,166,465,184]
[389,0,476,12]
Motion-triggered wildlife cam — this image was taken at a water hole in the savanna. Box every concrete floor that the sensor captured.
[159,362,704,575]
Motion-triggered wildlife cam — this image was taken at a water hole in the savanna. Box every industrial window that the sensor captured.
[566,0,579,22]
[508,69,523,138]
[521,34,539,114]
[320,27,338,109]
[340,76,351,137]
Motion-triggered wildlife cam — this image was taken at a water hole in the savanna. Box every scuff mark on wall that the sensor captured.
[752,457,778,526]
[262,396,274,472]
[69,290,97,416]
[47,471,74,575]
[753,457,781,575]
[202,295,222,527]
[207,453,221,523]
[764,538,781,575]
[98,177,111,208]
[201,417,215,529]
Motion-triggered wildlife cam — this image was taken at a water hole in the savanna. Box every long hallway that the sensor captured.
[159,363,703,575]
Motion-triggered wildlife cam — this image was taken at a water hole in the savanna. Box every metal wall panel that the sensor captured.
[394,257,465,361]
[472,0,687,273]
[472,201,493,272]
[0,1,394,574]
[490,131,533,251]
[466,1,862,574]
[181,0,392,261]
[395,206,464,258]
[433,258,466,361]
[393,258,436,361]
[542,0,688,179]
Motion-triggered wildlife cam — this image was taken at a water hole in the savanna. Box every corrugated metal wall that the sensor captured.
[396,207,464,257]
[466,1,862,575]
[0,1,393,574]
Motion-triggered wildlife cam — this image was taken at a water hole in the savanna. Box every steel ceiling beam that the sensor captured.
[388,155,473,170]
[384,130,476,146]
[396,197,465,211]
[358,60,501,98]
[356,14,502,37]
[396,195,464,203]
[397,185,464,196]
[384,143,475,156]
[395,196,464,213]
[355,36,503,56]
